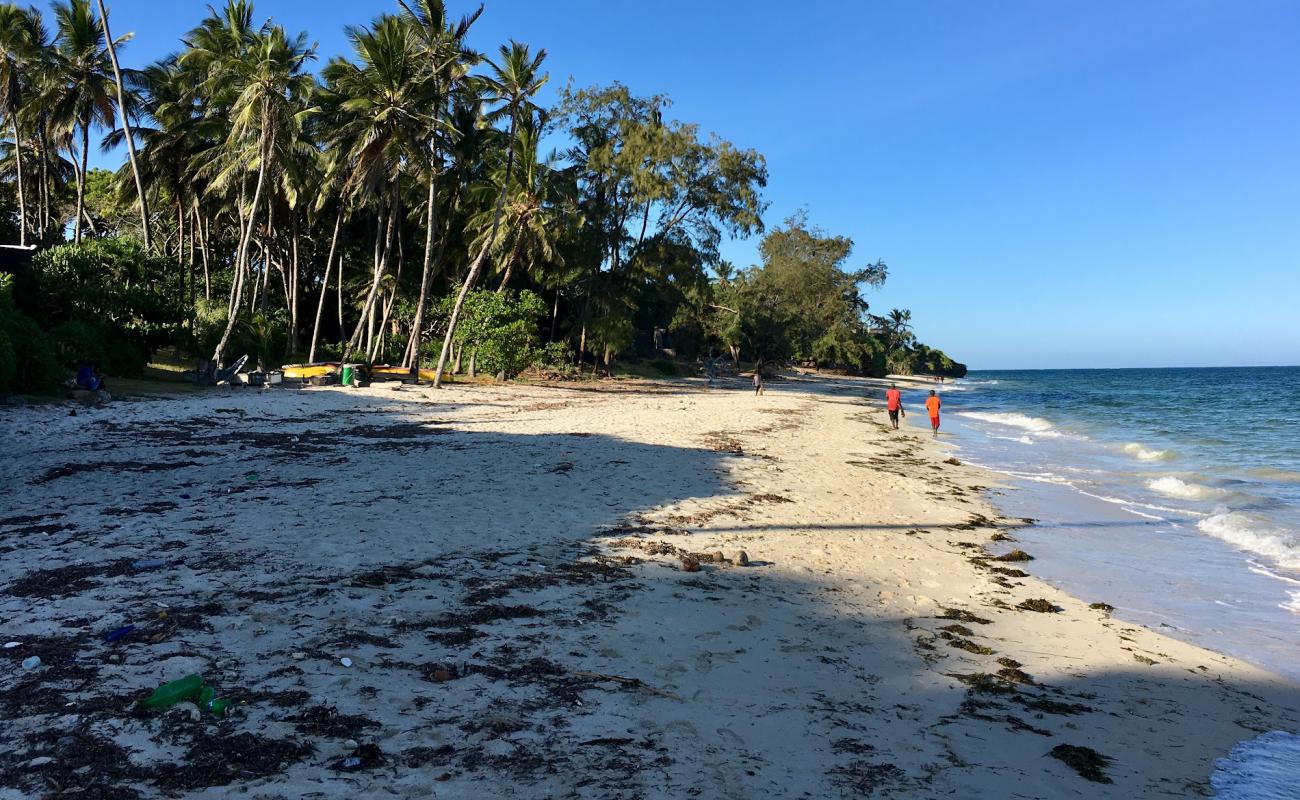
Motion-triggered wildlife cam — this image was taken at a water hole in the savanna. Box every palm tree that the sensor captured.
[432,39,547,387]
[396,0,480,372]
[92,0,148,249]
[47,0,122,243]
[0,4,41,246]
[204,22,315,367]
[465,123,567,294]
[320,14,432,363]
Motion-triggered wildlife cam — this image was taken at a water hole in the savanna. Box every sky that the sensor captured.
[75,0,1300,370]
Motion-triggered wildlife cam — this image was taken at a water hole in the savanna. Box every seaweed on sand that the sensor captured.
[1016,598,1061,613]
[945,637,996,656]
[1048,744,1113,783]
[151,731,315,791]
[937,607,992,625]
[994,549,1034,562]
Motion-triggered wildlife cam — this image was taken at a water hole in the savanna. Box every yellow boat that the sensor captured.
[281,363,339,379]
[281,363,444,382]
[372,366,443,382]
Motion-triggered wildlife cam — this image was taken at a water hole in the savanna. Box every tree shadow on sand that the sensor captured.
[0,388,1295,799]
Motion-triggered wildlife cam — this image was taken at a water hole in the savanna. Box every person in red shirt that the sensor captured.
[885,384,904,430]
[925,390,941,436]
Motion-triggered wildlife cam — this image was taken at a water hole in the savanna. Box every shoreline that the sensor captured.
[1,373,1296,797]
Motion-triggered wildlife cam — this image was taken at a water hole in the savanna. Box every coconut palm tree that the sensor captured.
[396,0,480,371]
[432,39,547,387]
[0,4,42,246]
[319,14,433,362]
[204,22,315,367]
[92,0,148,249]
[47,0,123,243]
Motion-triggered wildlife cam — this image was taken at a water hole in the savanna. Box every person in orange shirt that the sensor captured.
[925,390,941,436]
[885,384,904,430]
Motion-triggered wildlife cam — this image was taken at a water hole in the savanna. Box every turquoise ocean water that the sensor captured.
[918,367,1300,684]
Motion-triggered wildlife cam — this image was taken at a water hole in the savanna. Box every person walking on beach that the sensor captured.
[752,367,764,396]
[925,390,941,436]
[885,384,904,430]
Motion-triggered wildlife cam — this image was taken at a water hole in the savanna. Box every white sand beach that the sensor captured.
[1,373,1296,798]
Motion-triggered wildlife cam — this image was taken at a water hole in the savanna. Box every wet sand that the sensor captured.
[0,373,1296,798]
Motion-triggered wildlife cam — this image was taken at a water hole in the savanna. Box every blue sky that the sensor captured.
[80,0,1299,369]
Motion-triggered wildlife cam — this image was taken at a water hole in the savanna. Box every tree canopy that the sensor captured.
[0,0,964,394]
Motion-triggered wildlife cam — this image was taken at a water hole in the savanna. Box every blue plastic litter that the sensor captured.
[105,625,135,643]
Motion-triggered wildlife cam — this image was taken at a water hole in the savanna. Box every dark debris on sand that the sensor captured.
[1048,743,1113,783]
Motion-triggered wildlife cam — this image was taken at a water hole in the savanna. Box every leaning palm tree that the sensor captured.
[92,0,148,249]
[432,40,547,387]
[205,23,315,367]
[47,0,122,243]
[0,4,42,246]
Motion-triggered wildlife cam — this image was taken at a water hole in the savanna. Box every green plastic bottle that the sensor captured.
[141,674,204,710]
[197,685,229,716]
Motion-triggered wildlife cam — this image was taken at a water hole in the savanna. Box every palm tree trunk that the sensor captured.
[495,221,525,293]
[195,201,210,300]
[95,0,150,250]
[308,206,344,363]
[73,122,89,243]
[550,289,559,342]
[288,213,300,354]
[343,201,396,362]
[176,200,185,301]
[212,121,273,367]
[258,198,274,314]
[433,116,518,388]
[402,156,439,371]
[11,117,26,247]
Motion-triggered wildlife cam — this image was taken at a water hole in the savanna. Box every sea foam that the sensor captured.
[1123,442,1174,461]
[1211,731,1300,799]
[1148,476,1225,501]
[1198,511,1300,570]
[957,411,1057,433]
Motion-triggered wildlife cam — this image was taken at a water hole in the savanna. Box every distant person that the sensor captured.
[76,363,106,392]
[925,390,941,436]
[885,383,904,430]
[752,368,764,396]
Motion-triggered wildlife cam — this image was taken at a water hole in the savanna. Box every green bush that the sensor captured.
[27,238,185,379]
[530,341,575,375]
[0,324,14,391]
[0,309,60,391]
[438,289,547,378]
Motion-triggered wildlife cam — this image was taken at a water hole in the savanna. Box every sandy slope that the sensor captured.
[0,373,1295,799]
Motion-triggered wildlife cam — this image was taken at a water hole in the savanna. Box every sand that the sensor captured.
[0,371,1296,798]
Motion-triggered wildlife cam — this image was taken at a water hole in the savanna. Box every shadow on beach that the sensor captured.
[0,386,1295,798]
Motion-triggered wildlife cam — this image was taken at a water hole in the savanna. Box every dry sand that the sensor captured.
[0,372,1296,798]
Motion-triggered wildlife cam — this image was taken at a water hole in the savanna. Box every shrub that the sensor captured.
[437,289,547,378]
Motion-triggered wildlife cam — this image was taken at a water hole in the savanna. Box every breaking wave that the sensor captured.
[1211,731,1300,799]
[1147,476,1226,501]
[1198,511,1300,570]
[1123,442,1174,461]
[958,411,1057,433]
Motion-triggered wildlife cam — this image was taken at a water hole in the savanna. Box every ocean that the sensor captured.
[921,367,1300,685]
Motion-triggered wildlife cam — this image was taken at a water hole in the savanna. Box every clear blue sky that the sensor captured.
[80,0,1300,369]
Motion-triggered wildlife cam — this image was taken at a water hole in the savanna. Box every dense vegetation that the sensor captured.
[0,0,964,393]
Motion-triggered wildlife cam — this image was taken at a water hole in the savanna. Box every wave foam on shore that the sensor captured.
[1211,731,1300,799]
[1148,476,1227,501]
[957,411,1058,434]
[1198,511,1300,570]
[1124,442,1175,461]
